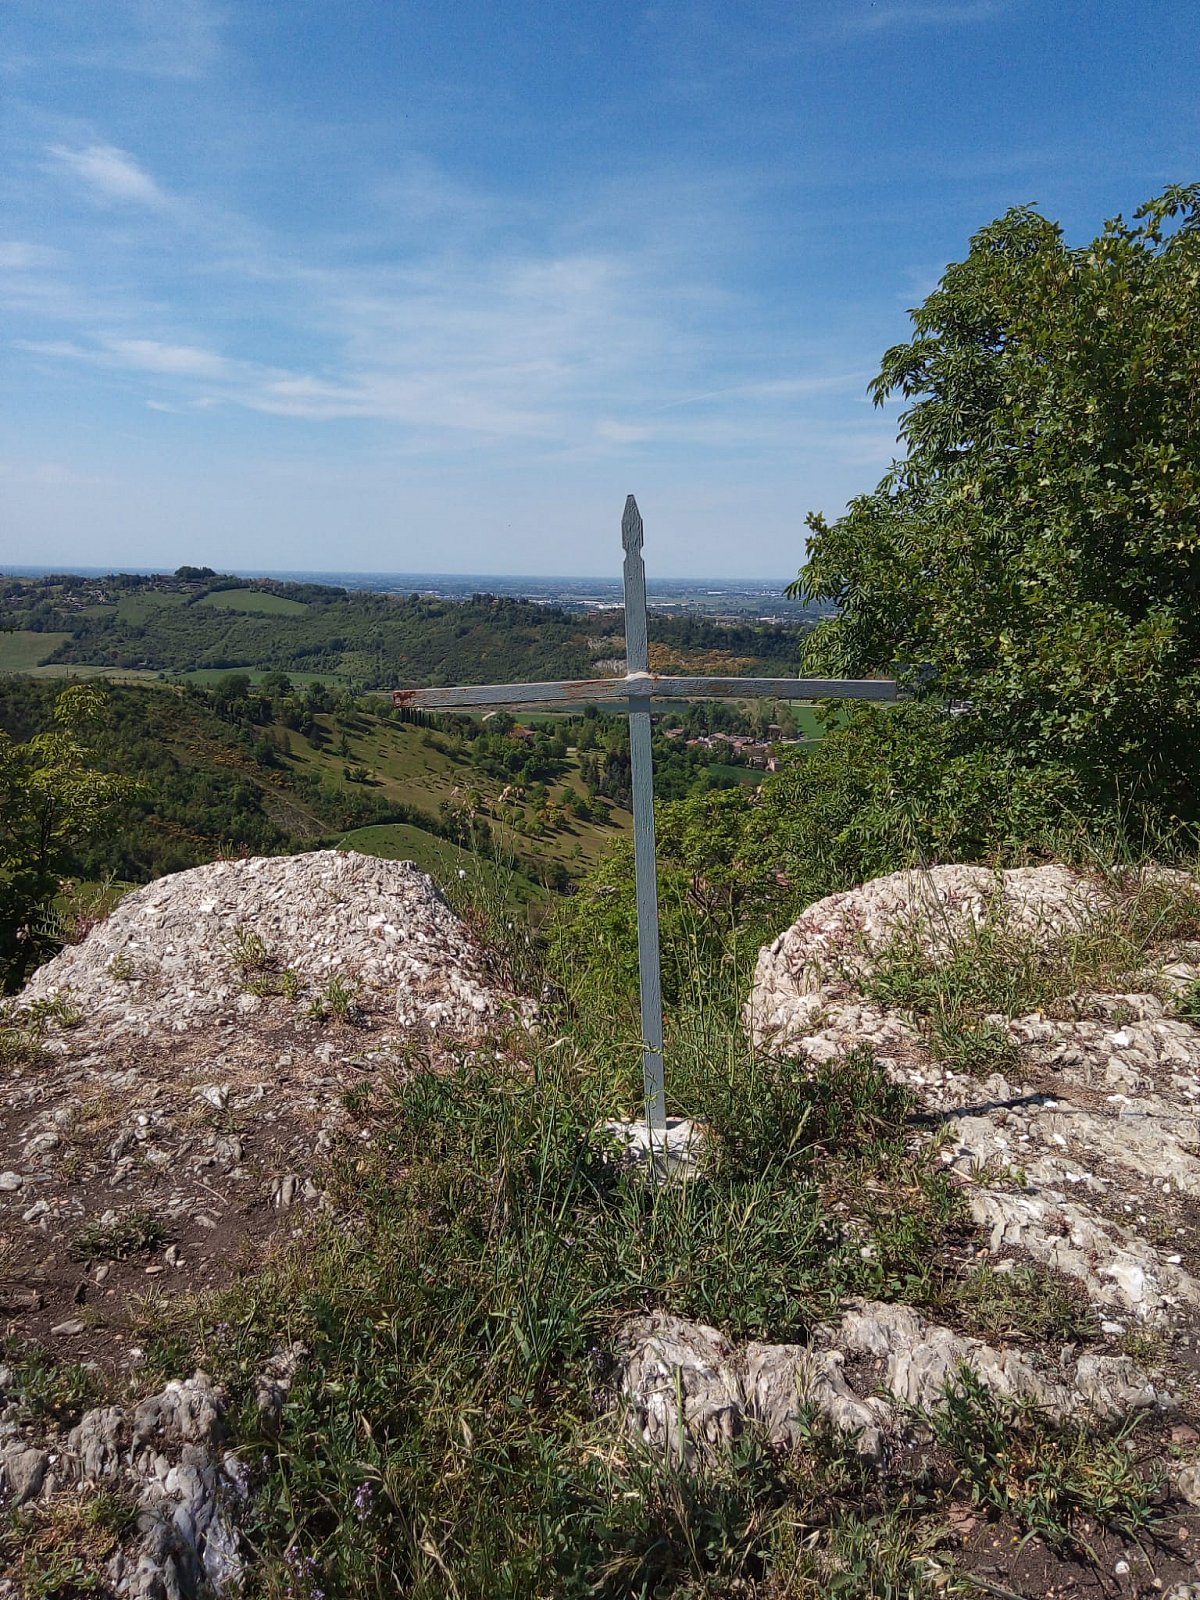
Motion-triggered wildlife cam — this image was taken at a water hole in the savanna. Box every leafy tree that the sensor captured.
[0,686,132,990]
[793,186,1200,836]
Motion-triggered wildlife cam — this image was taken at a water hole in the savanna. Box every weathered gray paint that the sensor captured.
[391,497,898,1144]
[622,496,666,1128]
[392,674,896,712]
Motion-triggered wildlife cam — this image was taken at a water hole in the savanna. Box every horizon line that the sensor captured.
[1,562,800,588]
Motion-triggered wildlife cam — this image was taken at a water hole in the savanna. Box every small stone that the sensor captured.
[1,1446,49,1505]
[50,1318,86,1336]
[1173,1424,1200,1446]
[0,1171,25,1192]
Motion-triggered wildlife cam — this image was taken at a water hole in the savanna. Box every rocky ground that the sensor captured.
[0,852,525,1597]
[740,863,1200,1595]
[7,855,1200,1596]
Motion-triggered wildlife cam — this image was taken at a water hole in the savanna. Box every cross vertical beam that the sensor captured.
[622,495,666,1130]
[389,499,898,1151]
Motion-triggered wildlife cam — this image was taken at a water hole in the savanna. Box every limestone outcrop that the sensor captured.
[616,1299,1175,1467]
[748,864,1200,1326]
[23,850,525,1039]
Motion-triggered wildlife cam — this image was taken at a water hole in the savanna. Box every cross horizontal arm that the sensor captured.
[392,674,897,712]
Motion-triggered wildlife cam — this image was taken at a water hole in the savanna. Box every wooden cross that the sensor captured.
[392,496,896,1134]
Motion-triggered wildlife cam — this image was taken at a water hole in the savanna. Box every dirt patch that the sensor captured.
[0,1003,413,1370]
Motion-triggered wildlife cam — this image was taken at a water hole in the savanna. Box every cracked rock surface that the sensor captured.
[748,864,1200,1331]
[615,1299,1176,1467]
[22,850,525,1038]
[0,1356,297,1598]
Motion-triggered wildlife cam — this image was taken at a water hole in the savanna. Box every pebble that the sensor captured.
[0,1171,25,1191]
[50,1319,86,1336]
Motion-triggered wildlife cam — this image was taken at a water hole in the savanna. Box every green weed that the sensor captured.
[932,1367,1159,1555]
[227,923,272,976]
[950,1264,1097,1346]
[307,975,362,1024]
[863,869,1200,1077]
[0,1486,137,1598]
[3,1344,107,1426]
[70,1209,169,1262]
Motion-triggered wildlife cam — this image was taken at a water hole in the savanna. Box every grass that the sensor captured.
[114,591,188,622]
[70,1209,170,1262]
[183,666,348,688]
[283,709,631,878]
[949,1264,1098,1347]
[0,1486,137,1598]
[2,1343,107,1425]
[21,662,163,682]
[5,856,1173,1594]
[124,966,979,1600]
[133,980,974,1599]
[128,982,1158,1596]
[860,867,1200,1076]
[195,588,309,615]
[0,630,72,672]
[932,1368,1159,1556]
[339,823,544,908]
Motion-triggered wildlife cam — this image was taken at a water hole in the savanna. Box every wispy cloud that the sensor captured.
[32,0,226,80]
[0,241,63,271]
[47,142,167,207]
[824,0,1013,36]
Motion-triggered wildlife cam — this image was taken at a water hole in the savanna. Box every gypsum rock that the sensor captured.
[747,864,1111,1037]
[60,1373,245,1598]
[0,1445,49,1507]
[831,1299,1174,1421]
[22,850,529,1040]
[254,1341,307,1427]
[747,866,1200,1327]
[614,1311,888,1464]
[614,1301,1173,1467]
[967,1186,1200,1325]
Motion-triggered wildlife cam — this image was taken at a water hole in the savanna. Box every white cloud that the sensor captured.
[105,338,232,378]
[0,241,63,270]
[835,0,1010,35]
[48,142,166,206]
[114,0,224,78]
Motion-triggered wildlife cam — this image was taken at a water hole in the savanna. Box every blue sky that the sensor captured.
[1,1,1196,578]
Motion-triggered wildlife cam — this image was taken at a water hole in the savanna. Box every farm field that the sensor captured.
[283,710,631,880]
[114,592,189,622]
[195,588,309,615]
[26,664,163,682]
[183,666,348,688]
[0,630,72,672]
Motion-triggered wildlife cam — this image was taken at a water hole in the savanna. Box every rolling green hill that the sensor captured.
[0,570,806,688]
[0,677,631,908]
[0,629,72,671]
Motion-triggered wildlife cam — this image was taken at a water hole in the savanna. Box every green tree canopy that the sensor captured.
[794,186,1200,832]
[0,685,132,991]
